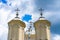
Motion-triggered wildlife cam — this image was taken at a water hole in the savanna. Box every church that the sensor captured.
[8,8,51,40]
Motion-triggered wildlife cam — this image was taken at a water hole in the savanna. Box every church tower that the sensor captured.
[25,22,35,40]
[8,8,26,40]
[34,8,51,40]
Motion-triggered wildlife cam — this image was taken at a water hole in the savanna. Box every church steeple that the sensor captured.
[8,8,26,40]
[34,8,51,40]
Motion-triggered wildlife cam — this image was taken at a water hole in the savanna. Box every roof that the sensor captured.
[8,17,26,28]
[34,18,51,27]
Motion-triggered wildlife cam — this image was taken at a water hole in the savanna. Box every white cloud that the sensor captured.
[53,35,60,40]
[0,25,8,40]
[51,34,60,40]
[0,8,11,26]
[0,25,8,37]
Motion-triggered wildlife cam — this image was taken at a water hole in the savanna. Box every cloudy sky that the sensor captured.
[0,0,60,40]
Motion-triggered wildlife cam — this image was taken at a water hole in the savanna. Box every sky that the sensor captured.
[0,0,60,40]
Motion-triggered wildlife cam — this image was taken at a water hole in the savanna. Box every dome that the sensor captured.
[8,9,26,28]
[34,17,51,27]
[34,8,51,27]
[8,18,26,28]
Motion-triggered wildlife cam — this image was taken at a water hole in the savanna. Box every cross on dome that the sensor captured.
[15,8,20,18]
[39,8,44,18]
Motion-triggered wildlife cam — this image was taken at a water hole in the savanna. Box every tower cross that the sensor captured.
[15,8,20,18]
[39,8,44,17]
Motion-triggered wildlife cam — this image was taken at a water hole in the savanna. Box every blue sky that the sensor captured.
[22,14,32,22]
[0,0,7,4]
[0,0,60,40]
